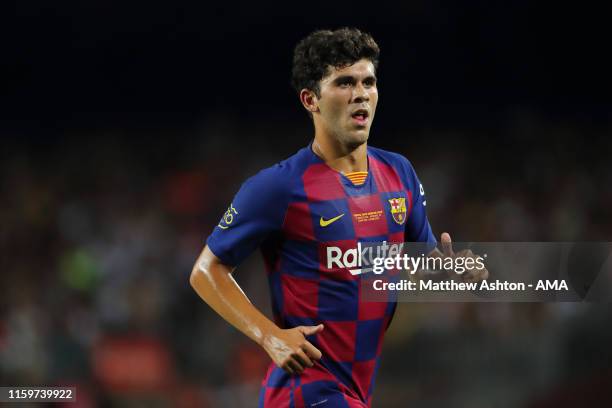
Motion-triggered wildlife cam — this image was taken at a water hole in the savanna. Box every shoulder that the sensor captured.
[238,146,312,199]
[368,145,418,178]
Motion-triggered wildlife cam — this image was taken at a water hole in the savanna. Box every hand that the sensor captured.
[261,324,324,375]
[440,232,489,283]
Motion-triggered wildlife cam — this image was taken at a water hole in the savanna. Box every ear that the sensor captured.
[299,89,319,114]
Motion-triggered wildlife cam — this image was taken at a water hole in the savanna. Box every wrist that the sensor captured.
[258,322,282,348]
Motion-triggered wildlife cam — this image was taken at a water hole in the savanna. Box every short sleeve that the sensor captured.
[402,159,437,247]
[206,167,289,266]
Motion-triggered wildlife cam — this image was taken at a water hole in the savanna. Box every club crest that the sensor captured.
[388,197,407,225]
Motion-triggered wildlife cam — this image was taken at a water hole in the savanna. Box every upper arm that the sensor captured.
[190,245,230,286]
[192,244,233,275]
[205,166,290,267]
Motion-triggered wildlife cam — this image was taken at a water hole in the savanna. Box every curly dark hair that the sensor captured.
[291,27,380,96]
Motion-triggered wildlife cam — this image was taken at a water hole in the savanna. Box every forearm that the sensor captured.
[189,246,280,346]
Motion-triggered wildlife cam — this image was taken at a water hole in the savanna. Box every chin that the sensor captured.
[347,129,369,145]
[330,125,370,150]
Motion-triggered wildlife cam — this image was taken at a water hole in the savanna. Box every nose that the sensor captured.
[352,82,369,103]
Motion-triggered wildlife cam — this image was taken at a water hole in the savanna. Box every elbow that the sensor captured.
[190,246,230,291]
[189,268,198,288]
[189,265,204,289]
[190,247,215,290]
[190,247,210,289]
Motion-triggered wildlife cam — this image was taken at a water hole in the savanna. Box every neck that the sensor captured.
[312,135,368,174]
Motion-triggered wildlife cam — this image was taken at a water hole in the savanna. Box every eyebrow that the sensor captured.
[333,74,377,83]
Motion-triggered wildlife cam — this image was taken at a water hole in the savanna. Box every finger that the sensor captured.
[464,267,488,283]
[429,249,443,258]
[456,249,474,258]
[441,232,453,257]
[288,358,304,374]
[299,324,324,336]
[462,270,476,283]
[302,341,323,360]
[283,363,294,375]
[295,349,314,368]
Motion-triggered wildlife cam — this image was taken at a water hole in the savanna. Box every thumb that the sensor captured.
[299,324,324,336]
[441,232,454,257]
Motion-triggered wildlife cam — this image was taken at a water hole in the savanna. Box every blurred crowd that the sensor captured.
[1,112,611,407]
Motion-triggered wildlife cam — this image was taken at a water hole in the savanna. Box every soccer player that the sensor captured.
[190,28,486,407]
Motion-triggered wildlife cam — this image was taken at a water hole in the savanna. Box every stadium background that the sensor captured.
[2,1,611,406]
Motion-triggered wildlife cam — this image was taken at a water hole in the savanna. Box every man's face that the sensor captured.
[315,59,378,148]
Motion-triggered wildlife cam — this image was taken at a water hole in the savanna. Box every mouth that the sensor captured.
[350,109,369,126]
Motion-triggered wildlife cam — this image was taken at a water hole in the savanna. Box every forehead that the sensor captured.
[321,59,376,82]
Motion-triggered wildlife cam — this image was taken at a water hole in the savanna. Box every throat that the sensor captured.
[312,139,368,174]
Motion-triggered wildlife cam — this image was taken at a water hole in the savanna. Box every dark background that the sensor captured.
[2,1,611,406]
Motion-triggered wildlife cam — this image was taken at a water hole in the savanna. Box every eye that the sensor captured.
[363,78,376,87]
[337,79,353,88]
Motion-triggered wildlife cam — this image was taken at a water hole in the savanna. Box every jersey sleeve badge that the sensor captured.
[217,203,238,230]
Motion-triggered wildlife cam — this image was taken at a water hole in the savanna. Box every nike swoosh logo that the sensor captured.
[320,213,345,227]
